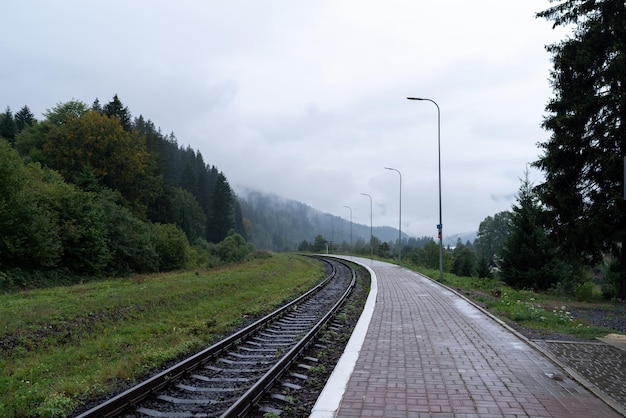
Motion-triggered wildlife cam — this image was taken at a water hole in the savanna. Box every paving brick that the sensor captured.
[311,258,623,417]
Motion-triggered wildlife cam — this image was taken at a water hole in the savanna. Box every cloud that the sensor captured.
[1,0,566,239]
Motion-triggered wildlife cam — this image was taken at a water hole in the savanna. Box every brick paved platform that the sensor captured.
[311,257,623,417]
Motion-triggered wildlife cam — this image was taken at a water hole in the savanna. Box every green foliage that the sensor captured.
[2,96,247,286]
[599,257,621,300]
[311,235,328,253]
[43,100,89,125]
[452,242,476,277]
[476,256,490,279]
[534,0,626,299]
[14,106,36,133]
[55,185,111,275]
[207,172,235,243]
[298,240,311,251]
[0,254,322,417]
[0,106,17,142]
[98,191,158,274]
[150,223,190,271]
[500,170,571,290]
[474,211,511,265]
[40,109,160,214]
[214,232,254,263]
[1,142,160,279]
[377,242,391,258]
[168,186,207,242]
[14,122,50,163]
[103,94,132,131]
[417,267,612,340]
[0,141,62,269]
[416,240,440,269]
[574,282,595,302]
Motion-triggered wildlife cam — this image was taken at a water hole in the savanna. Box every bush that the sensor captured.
[150,223,190,271]
[598,258,620,300]
[215,232,253,263]
[574,281,594,302]
[100,192,158,274]
[55,187,111,275]
[601,273,619,300]
[0,142,62,270]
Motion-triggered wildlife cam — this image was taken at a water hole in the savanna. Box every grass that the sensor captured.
[413,267,617,340]
[3,254,620,416]
[0,253,324,418]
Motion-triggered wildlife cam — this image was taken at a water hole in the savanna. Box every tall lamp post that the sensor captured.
[327,214,334,253]
[343,205,352,255]
[407,97,443,281]
[360,193,373,259]
[384,167,402,263]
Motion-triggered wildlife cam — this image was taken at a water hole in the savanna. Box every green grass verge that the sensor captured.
[0,253,324,418]
[413,267,616,340]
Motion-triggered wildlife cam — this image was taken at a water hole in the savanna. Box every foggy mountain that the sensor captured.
[236,187,409,252]
[236,187,475,252]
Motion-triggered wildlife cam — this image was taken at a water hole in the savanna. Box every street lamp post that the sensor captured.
[343,205,352,255]
[360,193,373,259]
[384,167,402,263]
[407,97,443,281]
[327,214,334,253]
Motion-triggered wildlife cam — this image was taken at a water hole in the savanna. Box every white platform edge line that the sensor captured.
[309,256,378,418]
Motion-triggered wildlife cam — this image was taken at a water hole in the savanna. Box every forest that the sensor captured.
[0,95,249,289]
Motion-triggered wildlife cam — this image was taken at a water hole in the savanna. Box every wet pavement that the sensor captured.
[534,339,626,414]
[311,257,625,417]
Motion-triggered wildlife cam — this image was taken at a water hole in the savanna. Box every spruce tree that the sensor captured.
[91,98,103,114]
[207,172,235,243]
[103,94,132,131]
[533,0,626,298]
[500,171,567,290]
[14,105,36,133]
[0,107,17,143]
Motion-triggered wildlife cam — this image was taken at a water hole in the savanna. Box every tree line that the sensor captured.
[298,167,619,301]
[0,95,250,289]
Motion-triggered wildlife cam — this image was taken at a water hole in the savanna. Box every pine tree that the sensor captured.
[207,172,235,243]
[14,106,36,133]
[501,171,568,290]
[103,94,132,131]
[0,107,17,143]
[91,98,103,114]
[533,0,626,298]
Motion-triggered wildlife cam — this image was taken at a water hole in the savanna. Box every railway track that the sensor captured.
[75,256,356,418]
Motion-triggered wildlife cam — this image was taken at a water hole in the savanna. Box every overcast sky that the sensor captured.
[1,1,570,240]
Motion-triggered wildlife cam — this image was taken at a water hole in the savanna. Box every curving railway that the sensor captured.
[74,256,358,418]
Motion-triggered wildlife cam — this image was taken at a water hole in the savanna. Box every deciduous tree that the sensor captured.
[41,108,160,214]
[474,211,512,267]
[0,140,61,268]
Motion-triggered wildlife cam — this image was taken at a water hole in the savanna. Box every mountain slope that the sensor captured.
[236,187,408,251]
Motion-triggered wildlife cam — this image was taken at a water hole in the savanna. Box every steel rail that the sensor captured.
[219,258,357,417]
[76,257,338,418]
